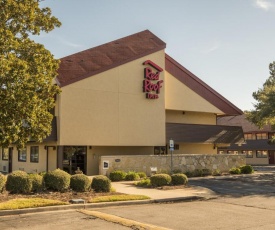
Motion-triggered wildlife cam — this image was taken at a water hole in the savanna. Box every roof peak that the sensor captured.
[57,30,166,87]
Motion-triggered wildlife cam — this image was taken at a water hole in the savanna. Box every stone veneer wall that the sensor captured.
[99,154,246,176]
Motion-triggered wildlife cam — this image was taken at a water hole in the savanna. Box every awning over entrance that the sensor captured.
[166,123,244,144]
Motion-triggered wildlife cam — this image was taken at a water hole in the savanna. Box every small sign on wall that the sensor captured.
[103,161,109,169]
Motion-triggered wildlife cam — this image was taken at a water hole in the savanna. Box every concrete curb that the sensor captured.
[0,195,204,217]
[188,171,272,181]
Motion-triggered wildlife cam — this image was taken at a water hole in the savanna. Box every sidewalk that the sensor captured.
[112,181,216,202]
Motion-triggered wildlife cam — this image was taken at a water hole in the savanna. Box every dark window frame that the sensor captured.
[256,150,268,158]
[2,148,8,161]
[256,133,268,140]
[18,148,27,162]
[242,150,253,158]
[30,146,39,163]
[154,146,167,155]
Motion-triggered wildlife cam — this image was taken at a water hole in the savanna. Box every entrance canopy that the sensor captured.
[166,123,244,144]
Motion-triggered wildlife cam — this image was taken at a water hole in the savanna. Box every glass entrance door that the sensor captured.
[63,146,87,174]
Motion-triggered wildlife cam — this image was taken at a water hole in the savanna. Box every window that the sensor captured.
[256,150,268,158]
[154,146,167,155]
[233,151,239,155]
[244,133,255,140]
[30,146,39,163]
[2,148,8,161]
[18,148,27,162]
[242,150,253,158]
[218,150,224,154]
[227,151,232,154]
[256,133,268,140]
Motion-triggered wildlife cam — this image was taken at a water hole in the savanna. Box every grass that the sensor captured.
[89,194,150,203]
[0,198,68,210]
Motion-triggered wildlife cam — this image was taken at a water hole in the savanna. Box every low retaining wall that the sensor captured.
[99,154,246,176]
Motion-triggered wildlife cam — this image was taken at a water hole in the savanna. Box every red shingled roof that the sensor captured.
[57,30,166,87]
[217,114,272,132]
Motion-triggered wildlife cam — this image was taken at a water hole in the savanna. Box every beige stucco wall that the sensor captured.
[165,71,223,114]
[244,151,268,165]
[58,50,166,146]
[10,144,47,173]
[100,154,246,176]
[166,110,216,125]
[48,146,57,171]
[172,143,217,155]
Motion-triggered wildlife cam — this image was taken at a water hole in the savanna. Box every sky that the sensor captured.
[34,0,275,111]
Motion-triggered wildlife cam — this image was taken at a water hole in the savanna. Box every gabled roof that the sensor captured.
[57,30,166,87]
[217,114,272,133]
[165,54,243,116]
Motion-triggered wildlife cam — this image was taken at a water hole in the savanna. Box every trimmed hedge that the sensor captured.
[229,167,241,174]
[0,174,6,192]
[44,169,71,191]
[6,170,32,193]
[137,172,147,179]
[150,174,171,187]
[70,174,91,192]
[29,173,44,192]
[240,165,254,174]
[125,172,140,181]
[109,170,126,182]
[136,178,151,187]
[91,175,111,192]
[171,173,188,185]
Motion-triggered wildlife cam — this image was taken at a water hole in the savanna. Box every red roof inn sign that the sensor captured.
[143,60,163,99]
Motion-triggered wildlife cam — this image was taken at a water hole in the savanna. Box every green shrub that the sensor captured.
[109,170,126,182]
[44,169,71,192]
[137,172,147,179]
[136,178,151,187]
[28,173,44,192]
[201,169,212,176]
[91,175,111,192]
[0,174,6,192]
[212,169,222,176]
[184,171,193,178]
[192,169,203,177]
[150,174,171,187]
[240,165,254,174]
[229,167,241,174]
[125,171,140,181]
[70,174,91,192]
[38,171,47,177]
[171,173,188,185]
[6,170,32,193]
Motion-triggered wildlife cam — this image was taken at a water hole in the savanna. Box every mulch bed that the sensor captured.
[0,190,123,203]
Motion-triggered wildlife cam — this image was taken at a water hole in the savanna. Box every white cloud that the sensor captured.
[201,42,221,54]
[254,0,274,11]
[57,37,83,48]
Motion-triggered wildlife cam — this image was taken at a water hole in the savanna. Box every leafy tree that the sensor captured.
[246,61,275,130]
[0,0,61,148]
